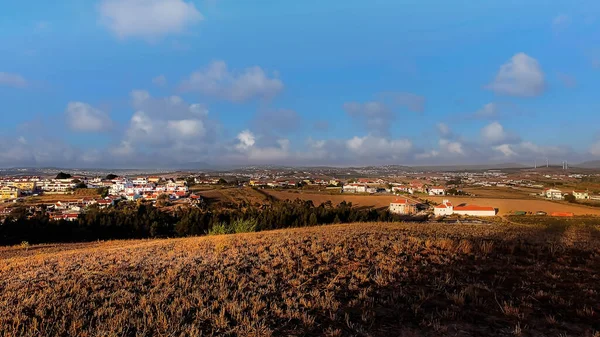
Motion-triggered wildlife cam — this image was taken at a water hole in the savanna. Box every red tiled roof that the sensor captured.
[435,204,448,209]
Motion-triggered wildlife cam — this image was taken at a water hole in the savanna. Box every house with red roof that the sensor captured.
[434,199,496,217]
[389,198,417,215]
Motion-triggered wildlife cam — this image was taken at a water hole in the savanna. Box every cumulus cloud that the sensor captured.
[474,103,499,118]
[481,121,512,144]
[65,102,113,132]
[486,53,545,97]
[99,0,203,40]
[182,60,283,102]
[236,130,256,150]
[112,91,216,164]
[494,144,517,157]
[0,72,27,88]
[346,136,413,159]
[439,139,465,155]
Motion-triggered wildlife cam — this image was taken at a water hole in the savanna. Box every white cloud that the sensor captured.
[167,119,205,138]
[494,144,517,157]
[99,0,203,40]
[236,130,256,150]
[346,136,413,158]
[0,72,27,88]
[65,102,113,132]
[152,75,167,86]
[118,91,216,162]
[486,53,545,97]
[481,121,509,144]
[182,61,283,102]
[474,103,499,118]
[439,139,465,155]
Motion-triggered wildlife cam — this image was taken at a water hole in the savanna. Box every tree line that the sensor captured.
[0,199,426,246]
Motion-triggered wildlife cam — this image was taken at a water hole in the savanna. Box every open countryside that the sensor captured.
[428,196,600,216]
[2,222,599,336]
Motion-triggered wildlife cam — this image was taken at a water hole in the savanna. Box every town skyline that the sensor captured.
[2,0,600,168]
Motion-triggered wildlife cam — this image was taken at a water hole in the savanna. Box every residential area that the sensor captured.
[3,165,600,222]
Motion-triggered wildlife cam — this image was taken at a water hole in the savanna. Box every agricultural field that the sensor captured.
[428,196,600,216]
[1,223,599,336]
[462,187,540,199]
[196,187,273,208]
[265,190,406,209]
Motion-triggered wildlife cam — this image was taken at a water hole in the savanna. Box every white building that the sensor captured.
[389,199,417,215]
[342,184,367,193]
[132,177,148,185]
[428,186,446,196]
[573,190,589,200]
[543,188,563,200]
[434,199,496,217]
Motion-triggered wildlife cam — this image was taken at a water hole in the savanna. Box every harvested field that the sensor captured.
[196,187,272,208]
[1,223,599,336]
[265,190,409,209]
[462,187,539,199]
[429,196,600,216]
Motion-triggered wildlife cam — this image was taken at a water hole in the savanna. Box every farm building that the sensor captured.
[389,198,417,215]
[572,190,589,200]
[428,186,446,196]
[434,199,496,217]
[543,188,564,200]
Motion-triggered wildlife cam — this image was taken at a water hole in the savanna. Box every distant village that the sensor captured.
[1,167,599,221]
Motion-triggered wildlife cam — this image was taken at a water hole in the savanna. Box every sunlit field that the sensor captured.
[1,222,599,336]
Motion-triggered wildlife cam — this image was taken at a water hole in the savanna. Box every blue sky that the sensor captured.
[0,0,599,168]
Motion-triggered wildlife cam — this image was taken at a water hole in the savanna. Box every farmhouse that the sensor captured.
[434,199,496,217]
[543,188,564,200]
[428,186,446,196]
[573,190,589,200]
[343,184,367,193]
[389,198,417,215]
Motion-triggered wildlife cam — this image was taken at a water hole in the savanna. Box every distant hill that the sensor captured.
[576,160,600,169]
[411,162,528,172]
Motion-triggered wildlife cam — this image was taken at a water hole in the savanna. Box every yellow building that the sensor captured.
[0,186,19,200]
[11,181,36,191]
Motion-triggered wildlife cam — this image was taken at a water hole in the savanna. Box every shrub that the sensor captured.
[209,222,230,235]
[230,219,257,234]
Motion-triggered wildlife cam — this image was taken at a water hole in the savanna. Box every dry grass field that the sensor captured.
[196,187,272,208]
[462,187,539,199]
[429,196,600,216]
[1,223,599,336]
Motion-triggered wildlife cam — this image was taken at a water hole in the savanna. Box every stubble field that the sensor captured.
[1,222,599,336]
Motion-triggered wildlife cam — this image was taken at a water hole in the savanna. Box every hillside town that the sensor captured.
[2,166,600,222]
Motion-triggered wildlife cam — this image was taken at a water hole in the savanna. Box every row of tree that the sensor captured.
[0,199,426,245]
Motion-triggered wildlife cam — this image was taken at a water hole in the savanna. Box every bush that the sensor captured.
[230,219,257,234]
[208,222,230,235]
